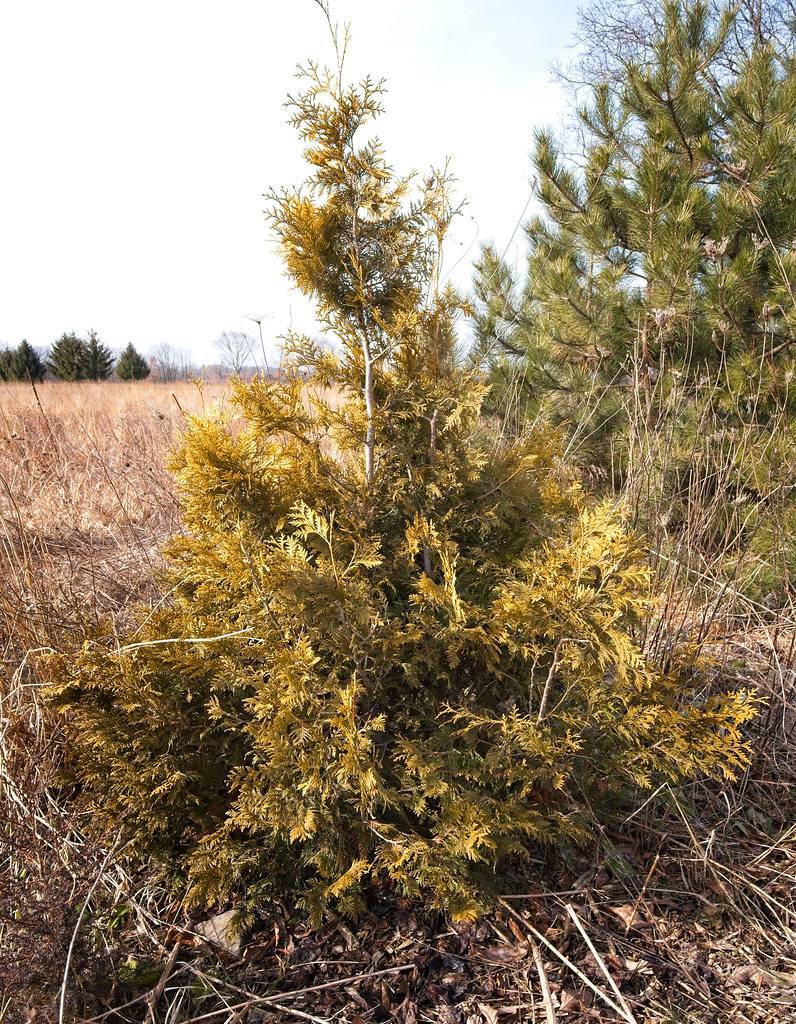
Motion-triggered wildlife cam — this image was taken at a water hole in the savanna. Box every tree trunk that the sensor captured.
[363,341,376,485]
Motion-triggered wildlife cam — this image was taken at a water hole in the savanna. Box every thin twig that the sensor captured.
[59,836,123,1024]
[147,941,182,1023]
[565,904,638,1023]
[530,936,558,1024]
[626,853,660,935]
[537,640,562,723]
[264,1002,331,1024]
[498,898,633,1023]
[151,964,415,1024]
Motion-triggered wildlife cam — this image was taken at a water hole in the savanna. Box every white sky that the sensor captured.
[0,1,580,366]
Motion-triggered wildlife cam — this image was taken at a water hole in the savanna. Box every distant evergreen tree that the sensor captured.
[82,329,115,380]
[0,349,13,381]
[0,340,46,382]
[48,333,87,381]
[115,342,151,381]
[10,340,46,381]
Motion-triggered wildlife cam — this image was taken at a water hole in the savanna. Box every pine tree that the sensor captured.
[473,0,796,597]
[115,342,150,381]
[49,30,755,921]
[48,332,87,381]
[572,0,796,92]
[81,329,114,380]
[475,0,796,426]
[0,340,45,381]
[0,349,13,381]
[11,340,46,381]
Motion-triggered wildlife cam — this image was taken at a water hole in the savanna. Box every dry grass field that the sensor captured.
[0,380,230,1014]
[2,379,796,1022]
[0,380,227,646]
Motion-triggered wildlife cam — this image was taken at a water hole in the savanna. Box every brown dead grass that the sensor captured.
[1,379,796,1023]
[0,380,227,647]
[0,380,227,1017]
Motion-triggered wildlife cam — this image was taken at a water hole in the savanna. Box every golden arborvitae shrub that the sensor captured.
[48,48,756,921]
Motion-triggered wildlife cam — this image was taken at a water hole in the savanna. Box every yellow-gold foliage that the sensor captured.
[48,50,756,921]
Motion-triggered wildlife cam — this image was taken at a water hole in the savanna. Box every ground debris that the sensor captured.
[34,833,793,1024]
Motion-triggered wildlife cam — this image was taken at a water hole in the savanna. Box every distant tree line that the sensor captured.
[1,330,276,384]
[0,332,154,383]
